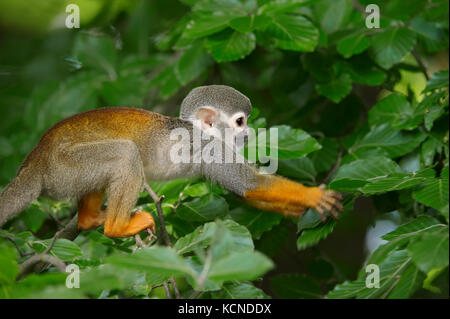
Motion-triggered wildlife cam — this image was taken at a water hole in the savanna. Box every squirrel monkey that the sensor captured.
[0,85,342,238]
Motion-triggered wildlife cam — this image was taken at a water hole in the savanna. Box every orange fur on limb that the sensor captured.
[244,176,343,220]
[77,189,156,238]
[104,211,155,238]
[77,190,106,230]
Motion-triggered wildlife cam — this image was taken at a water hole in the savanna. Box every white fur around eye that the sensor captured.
[229,112,246,129]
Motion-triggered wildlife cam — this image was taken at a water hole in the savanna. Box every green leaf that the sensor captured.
[260,13,319,52]
[413,90,448,131]
[330,156,401,192]
[182,0,250,39]
[297,220,336,250]
[369,93,422,130]
[176,44,213,85]
[338,33,370,58]
[340,60,387,86]
[0,244,18,285]
[205,29,256,62]
[0,273,68,298]
[229,15,272,33]
[34,238,82,262]
[413,166,449,211]
[208,251,273,281]
[423,69,449,93]
[327,250,417,299]
[107,246,196,279]
[174,219,253,255]
[421,137,441,166]
[259,0,310,14]
[176,194,229,222]
[211,282,268,299]
[72,33,117,76]
[370,27,417,69]
[79,265,125,296]
[309,138,339,173]
[149,65,182,99]
[382,215,441,241]
[297,209,323,232]
[407,226,449,273]
[184,16,233,39]
[20,204,48,233]
[361,168,435,195]
[349,124,426,159]
[387,262,426,299]
[268,125,322,159]
[183,182,210,197]
[315,0,353,34]
[316,73,352,103]
[364,215,443,268]
[277,157,317,182]
[410,16,448,52]
[271,274,322,298]
[149,44,212,99]
[229,206,283,239]
[100,74,150,106]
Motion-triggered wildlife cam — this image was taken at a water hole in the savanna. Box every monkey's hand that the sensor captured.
[244,177,343,221]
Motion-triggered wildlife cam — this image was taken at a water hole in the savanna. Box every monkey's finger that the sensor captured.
[315,206,327,222]
[323,196,344,211]
[319,201,340,220]
[319,184,326,190]
[319,201,333,212]
[329,207,340,220]
[326,190,343,200]
[135,234,147,248]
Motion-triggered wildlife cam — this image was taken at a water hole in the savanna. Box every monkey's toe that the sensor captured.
[314,189,343,221]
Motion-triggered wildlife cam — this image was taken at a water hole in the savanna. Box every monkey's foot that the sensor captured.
[312,185,344,221]
[104,211,155,238]
[134,229,157,251]
[78,210,107,230]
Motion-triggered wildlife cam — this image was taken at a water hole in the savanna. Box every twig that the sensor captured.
[169,278,181,299]
[144,183,171,246]
[323,147,344,184]
[350,0,365,14]
[17,214,79,279]
[189,247,213,299]
[18,254,66,278]
[43,228,64,255]
[144,182,180,299]
[412,48,430,81]
[163,282,172,299]
[5,237,32,257]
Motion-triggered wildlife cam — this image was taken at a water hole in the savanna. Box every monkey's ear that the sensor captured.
[195,107,217,129]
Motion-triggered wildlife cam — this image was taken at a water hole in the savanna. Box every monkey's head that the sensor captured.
[180,85,252,149]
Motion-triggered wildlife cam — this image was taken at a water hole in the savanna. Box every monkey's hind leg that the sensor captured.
[99,141,155,238]
[57,139,155,238]
[78,190,106,230]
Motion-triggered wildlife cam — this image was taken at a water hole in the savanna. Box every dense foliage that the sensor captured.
[0,0,448,299]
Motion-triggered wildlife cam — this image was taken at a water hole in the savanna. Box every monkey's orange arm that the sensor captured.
[244,176,343,221]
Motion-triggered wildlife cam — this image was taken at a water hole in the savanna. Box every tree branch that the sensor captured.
[323,147,344,184]
[144,182,181,299]
[17,214,79,279]
[412,48,430,81]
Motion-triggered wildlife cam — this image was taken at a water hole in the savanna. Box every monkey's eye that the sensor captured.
[236,117,244,126]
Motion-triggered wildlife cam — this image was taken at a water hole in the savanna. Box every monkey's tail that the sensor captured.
[0,165,42,227]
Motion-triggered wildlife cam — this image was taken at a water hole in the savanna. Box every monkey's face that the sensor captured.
[192,107,249,150]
